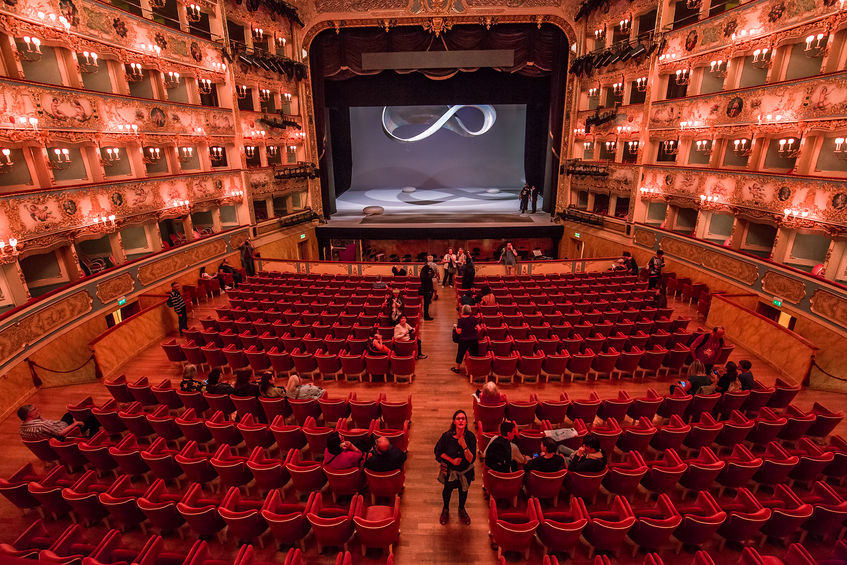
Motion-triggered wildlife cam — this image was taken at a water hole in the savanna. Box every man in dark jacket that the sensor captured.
[364,437,407,472]
[420,259,435,320]
[483,420,526,472]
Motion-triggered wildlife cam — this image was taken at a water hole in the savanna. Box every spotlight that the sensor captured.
[629,42,648,59]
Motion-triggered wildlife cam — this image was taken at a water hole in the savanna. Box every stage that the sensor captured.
[333,186,541,218]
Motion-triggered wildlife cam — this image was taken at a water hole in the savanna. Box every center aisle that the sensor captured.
[395,281,495,564]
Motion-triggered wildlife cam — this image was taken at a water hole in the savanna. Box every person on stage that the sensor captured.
[531,185,541,213]
[519,184,530,214]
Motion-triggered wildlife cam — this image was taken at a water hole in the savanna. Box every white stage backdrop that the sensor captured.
[348,104,527,190]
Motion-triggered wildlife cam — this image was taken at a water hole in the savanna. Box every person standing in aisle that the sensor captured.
[499,242,519,275]
[420,259,435,320]
[442,248,457,287]
[648,249,665,289]
[434,410,477,525]
[167,281,188,336]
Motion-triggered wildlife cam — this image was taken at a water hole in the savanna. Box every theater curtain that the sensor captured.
[313,24,563,80]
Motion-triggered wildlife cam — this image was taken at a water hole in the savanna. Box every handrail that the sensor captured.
[257,256,620,267]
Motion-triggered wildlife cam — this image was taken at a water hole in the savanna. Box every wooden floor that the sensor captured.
[0,282,845,565]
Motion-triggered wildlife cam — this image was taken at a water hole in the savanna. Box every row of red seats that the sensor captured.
[487,484,845,560]
[460,343,727,384]
[171,342,418,383]
[28,409,410,473]
[542,544,830,565]
[0,486,399,557]
[472,385,832,430]
[216,301,420,323]
[93,383,409,427]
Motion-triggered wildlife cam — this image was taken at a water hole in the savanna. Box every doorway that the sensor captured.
[298,240,311,261]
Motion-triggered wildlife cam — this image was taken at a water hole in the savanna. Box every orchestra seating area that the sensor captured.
[0,268,845,565]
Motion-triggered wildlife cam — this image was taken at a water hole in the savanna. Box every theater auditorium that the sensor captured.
[0,0,845,562]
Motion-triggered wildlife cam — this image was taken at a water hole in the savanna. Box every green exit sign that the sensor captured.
[117,297,126,306]
[772,298,782,307]
[573,233,581,239]
[299,233,306,239]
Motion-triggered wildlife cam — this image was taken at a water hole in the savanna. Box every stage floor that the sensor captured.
[333,186,544,223]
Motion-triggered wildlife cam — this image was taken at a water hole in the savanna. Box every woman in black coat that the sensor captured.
[434,409,477,525]
[461,255,475,290]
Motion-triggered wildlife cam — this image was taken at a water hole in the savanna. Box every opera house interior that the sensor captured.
[0,0,846,562]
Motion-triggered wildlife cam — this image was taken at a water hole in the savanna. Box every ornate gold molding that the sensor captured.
[96,273,136,304]
[137,239,227,286]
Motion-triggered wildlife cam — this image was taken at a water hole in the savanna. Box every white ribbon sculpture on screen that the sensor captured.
[381,105,497,142]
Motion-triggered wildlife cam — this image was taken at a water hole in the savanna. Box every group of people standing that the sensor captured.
[518,184,542,214]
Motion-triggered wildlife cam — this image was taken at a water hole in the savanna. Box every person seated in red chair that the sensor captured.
[364,436,407,472]
[393,315,427,360]
[205,368,235,395]
[557,434,607,472]
[324,431,363,469]
[233,368,259,397]
[483,420,526,472]
[474,381,506,406]
[217,259,242,289]
[524,437,566,473]
[18,404,97,440]
[367,332,391,356]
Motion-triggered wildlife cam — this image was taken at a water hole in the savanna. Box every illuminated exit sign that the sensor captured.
[300,233,306,239]
[574,233,581,239]
[772,298,782,307]
[117,297,126,306]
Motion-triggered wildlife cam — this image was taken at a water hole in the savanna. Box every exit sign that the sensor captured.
[772,298,782,307]
[574,233,581,239]
[299,233,306,239]
[117,297,126,306]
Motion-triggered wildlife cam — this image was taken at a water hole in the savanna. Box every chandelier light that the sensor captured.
[777,137,800,158]
[79,51,99,72]
[732,138,752,156]
[162,71,180,88]
[804,33,827,57]
[198,78,213,94]
[752,47,772,68]
[662,140,678,155]
[635,76,648,92]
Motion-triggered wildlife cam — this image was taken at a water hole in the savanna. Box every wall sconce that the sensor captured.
[778,137,800,158]
[100,147,120,166]
[732,138,752,156]
[616,125,633,135]
[236,85,248,99]
[48,148,71,170]
[288,144,297,153]
[594,27,605,42]
[752,47,772,68]
[210,146,225,161]
[276,36,287,50]
[35,10,70,31]
[91,214,117,230]
[0,148,13,171]
[259,88,271,101]
[804,33,827,57]
[178,147,194,161]
[225,189,244,200]
[699,194,723,209]
[283,92,292,103]
[709,59,728,77]
[573,127,586,136]
[126,63,144,81]
[639,186,660,197]
[17,116,39,130]
[162,71,180,88]
[619,18,631,33]
[604,140,617,153]
[0,238,21,258]
[783,208,810,219]
[834,137,847,156]
[79,51,99,73]
[139,43,162,56]
[626,141,640,153]
[583,141,592,151]
[635,76,648,92]
[679,119,703,130]
[674,68,690,85]
[198,78,213,94]
[186,3,201,22]
[143,147,162,164]
[252,27,264,42]
[662,140,678,155]
[211,62,226,72]
[757,113,786,124]
[612,81,624,96]
[245,146,257,158]
[171,199,190,213]
[267,145,279,156]
[19,36,42,62]
[587,86,599,98]
[694,139,713,155]
[116,123,139,135]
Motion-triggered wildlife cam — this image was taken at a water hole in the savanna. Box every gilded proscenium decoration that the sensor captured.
[95,272,136,304]
[633,228,657,249]
[248,170,309,197]
[661,235,760,285]
[649,71,847,131]
[810,288,847,330]
[0,79,235,140]
[137,239,227,286]
[642,166,847,227]
[660,0,839,61]
[761,271,807,304]
[0,290,93,366]
[0,0,225,71]
[0,170,243,242]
